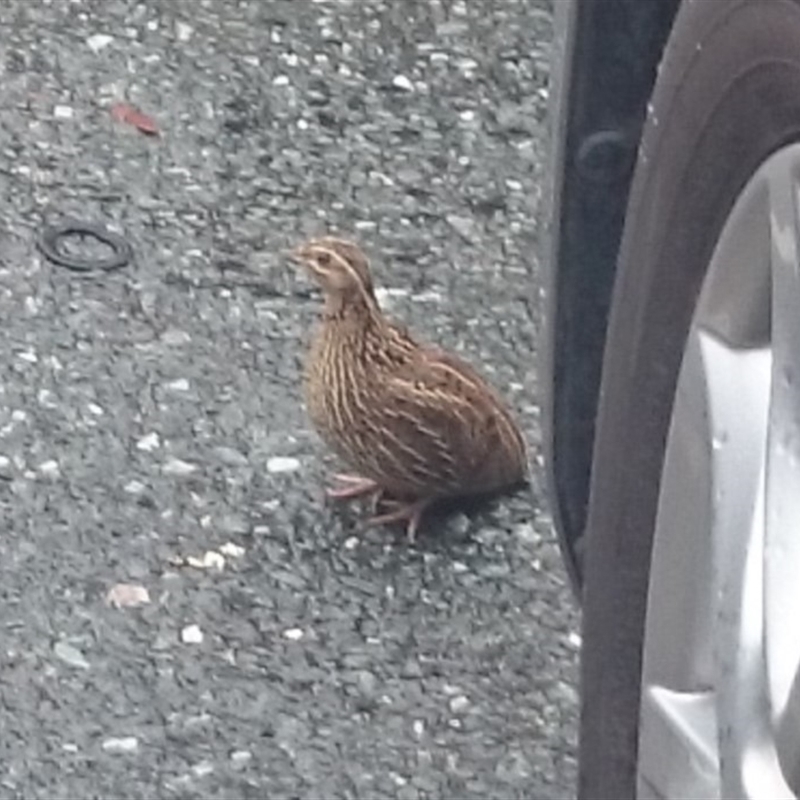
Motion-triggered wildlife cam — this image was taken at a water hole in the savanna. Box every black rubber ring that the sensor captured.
[37,220,133,272]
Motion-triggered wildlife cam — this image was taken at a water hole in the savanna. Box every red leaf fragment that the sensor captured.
[110,102,160,136]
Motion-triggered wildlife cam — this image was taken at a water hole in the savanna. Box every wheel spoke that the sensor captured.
[697,332,770,800]
[638,688,719,800]
[764,155,800,790]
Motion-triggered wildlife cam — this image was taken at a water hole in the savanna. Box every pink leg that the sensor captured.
[326,473,382,501]
[365,497,434,544]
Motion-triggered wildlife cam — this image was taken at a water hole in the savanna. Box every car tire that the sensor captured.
[578,1,800,797]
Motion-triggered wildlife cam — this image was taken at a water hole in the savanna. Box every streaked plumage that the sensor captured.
[292,236,528,541]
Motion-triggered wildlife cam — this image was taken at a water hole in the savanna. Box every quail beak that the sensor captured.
[288,245,315,278]
[288,245,322,294]
[289,244,311,264]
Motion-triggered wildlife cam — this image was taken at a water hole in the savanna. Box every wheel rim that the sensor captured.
[637,143,800,800]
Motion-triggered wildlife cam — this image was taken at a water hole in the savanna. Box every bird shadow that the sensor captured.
[328,479,530,553]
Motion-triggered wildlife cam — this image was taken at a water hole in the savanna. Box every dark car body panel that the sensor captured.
[542,0,681,590]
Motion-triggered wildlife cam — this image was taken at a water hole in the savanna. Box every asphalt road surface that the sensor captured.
[0,1,579,798]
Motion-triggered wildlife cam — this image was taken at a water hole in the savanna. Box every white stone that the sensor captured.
[449,695,470,713]
[175,21,193,41]
[160,328,191,346]
[163,458,197,476]
[374,287,409,303]
[102,736,138,753]
[106,583,150,608]
[390,772,408,787]
[186,551,225,571]
[283,627,304,641]
[38,460,60,477]
[181,624,203,644]
[266,456,300,474]
[87,34,114,52]
[231,749,252,764]
[411,290,443,303]
[54,641,89,669]
[392,74,414,92]
[136,432,160,452]
[219,542,245,558]
[37,389,57,408]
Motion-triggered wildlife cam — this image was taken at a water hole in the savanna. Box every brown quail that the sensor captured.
[292,236,528,541]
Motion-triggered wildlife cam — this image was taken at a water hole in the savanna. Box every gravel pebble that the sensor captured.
[38,460,60,478]
[53,641,91,670]
[230,750,252,765]
[136,432,161,452]
[102,737,139,754]
[392,74,414,92]
[186,551,226,571]
[106,583,151,608]
[162,458,197,476]
[266,456,301,473]
[449,695,470,713]
[86,33,114,52]
[213,446,249,467]
[181,625,204,644]
[192,760,215,778]
[219,542,246,558]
